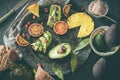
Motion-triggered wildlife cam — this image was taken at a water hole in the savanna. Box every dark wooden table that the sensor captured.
[0,0,120,80]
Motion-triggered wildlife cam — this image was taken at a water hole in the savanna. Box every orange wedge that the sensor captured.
[63,4,72,17]
[16,34,29,46]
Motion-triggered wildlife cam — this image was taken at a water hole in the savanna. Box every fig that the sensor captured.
[92,57,106,79]
[105,24,120,47]
[35,64,54,80]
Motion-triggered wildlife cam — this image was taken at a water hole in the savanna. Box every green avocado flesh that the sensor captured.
[39,37,47,53]
[48,43,71,59]
[31,31,52,53]
[45,31,52,47]
[47,4,61,28]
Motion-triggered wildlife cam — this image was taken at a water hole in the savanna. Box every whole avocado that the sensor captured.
[105,24,120,47]
[92,58,106,79]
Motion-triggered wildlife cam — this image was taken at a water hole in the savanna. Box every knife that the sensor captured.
[0,0,29,24]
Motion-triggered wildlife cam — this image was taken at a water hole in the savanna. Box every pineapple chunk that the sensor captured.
[28,3,40,17]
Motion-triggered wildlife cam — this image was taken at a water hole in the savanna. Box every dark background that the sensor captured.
[0,0,120,80]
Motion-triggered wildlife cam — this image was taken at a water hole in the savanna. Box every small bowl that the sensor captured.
[90,26,120,56]
[85,0,109,18]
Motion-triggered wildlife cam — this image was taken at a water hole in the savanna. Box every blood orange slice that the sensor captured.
[63,4,72,17]
[28,23,43,37]
[16,34,29,46]
[54,21,68,35]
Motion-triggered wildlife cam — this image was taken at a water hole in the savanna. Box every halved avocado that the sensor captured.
[39,37,47,53]
[48,43,71,59]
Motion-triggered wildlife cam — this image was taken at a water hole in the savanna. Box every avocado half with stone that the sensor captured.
[48,43,71,59]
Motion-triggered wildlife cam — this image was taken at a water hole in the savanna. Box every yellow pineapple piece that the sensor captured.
[28,3,40,17]
[67,12,94,38]
[77,21,94,38]
[67,13,82,29]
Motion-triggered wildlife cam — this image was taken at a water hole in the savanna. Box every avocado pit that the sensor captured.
[57,46,67,54]
[48,43,71,59]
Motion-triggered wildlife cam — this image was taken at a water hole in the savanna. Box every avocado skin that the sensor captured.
[92,58,106,79]
[49,53,71,64]
[93,32,107,52]
[105,24,120,47]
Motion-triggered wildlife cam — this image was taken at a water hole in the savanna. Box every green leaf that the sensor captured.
[73,37,90,52]
[71,53,78,73]
[53,64,64,80]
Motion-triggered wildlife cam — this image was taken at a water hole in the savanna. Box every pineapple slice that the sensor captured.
[67,12,94,38]
[28,3,40,17]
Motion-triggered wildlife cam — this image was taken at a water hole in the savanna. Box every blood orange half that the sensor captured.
[54,21,68,35]
[28,23,43,37]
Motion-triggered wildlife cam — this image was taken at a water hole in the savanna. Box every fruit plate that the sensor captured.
[3,4,91,75]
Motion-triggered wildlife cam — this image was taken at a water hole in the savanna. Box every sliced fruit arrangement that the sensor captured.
[63,4,72,17]
[53,21,68,35]
[28,23,43,37]
[31,31,52,53]
[16,34,29,46]
[48,43,71,59]
[67,12,94,38]
[28,3,40,17]
[47,4,61,28]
